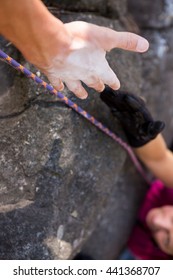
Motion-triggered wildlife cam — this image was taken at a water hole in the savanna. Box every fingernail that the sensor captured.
[136,38,149,52]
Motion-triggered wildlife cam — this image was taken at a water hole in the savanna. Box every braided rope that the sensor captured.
[0,49,150,184]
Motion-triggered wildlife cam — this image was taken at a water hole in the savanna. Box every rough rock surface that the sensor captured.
[0,1,168,260]
[128,0,173,28]
[47,0,127,19]
[128,0,173,146]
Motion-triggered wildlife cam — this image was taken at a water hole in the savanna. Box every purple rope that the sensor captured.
[0,49,150,184]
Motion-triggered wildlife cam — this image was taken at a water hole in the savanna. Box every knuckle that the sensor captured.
[124,32,137,50]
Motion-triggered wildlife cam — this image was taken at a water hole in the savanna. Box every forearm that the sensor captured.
[0,0,71,67]
[134,134,173,187]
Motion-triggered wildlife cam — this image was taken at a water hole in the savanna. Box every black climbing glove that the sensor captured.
[100,87,165,148]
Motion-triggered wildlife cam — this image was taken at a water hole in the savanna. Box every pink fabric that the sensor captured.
[128,180,173,260]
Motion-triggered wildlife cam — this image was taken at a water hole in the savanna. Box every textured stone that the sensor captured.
[81,157,147,259]
[46,0,127,18]
[137,29,173,146]
[128,0,173,28]
[128,0,173,146]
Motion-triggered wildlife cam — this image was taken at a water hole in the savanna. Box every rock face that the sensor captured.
[128,0,173,28]
[1,0,171,260]
[47,0,127,18]
[128,0,173,146]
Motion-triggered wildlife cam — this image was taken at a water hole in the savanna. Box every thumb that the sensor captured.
[94,27,149,52]
[65,21,149,53]
[109,31,149,52]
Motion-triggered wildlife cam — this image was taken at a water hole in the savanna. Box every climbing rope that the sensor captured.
[0,49,150,184]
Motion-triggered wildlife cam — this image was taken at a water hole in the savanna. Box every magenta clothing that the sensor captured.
[128,180,173,260]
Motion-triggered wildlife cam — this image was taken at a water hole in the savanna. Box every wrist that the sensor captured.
[0,0,72,68]
[22,16,73,69]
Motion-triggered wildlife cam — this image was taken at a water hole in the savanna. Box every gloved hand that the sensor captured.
[100,88,165,147]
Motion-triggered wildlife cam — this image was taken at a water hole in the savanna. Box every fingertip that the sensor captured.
[111,82,120,90]
[97,84,105,92]
[109,78,120,90]
[74,86,88,99]
[65,80,88,99]
[83,77,105,93]
[51,79,64,91]
[80,93,88,99]
[100,67,120,91]
[136,38,149,52]
[94,84,105,93]
[73,90,88,99]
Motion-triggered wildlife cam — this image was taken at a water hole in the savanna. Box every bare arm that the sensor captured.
[0,0,72,68]
[135,134,173,188]
[0,0,149,98]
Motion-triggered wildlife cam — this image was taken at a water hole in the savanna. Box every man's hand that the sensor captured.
[43,21,149,99]
[100,88,165,147]
[0,0,149,99]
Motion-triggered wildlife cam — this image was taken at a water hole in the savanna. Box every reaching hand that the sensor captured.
[42,21,149,99]
[0,0,149,99]
[100,88,165,147]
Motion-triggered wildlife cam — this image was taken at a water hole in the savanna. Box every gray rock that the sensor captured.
[0,11,146,259]
[46,0,127,18]
[128,1,173,146]
[136,29,173,146]
[128,0,173,28]
[81,157,147,260]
